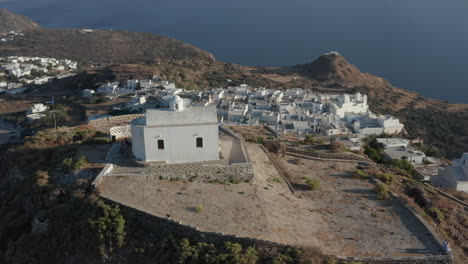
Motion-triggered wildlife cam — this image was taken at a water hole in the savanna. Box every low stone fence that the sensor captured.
[110,125,132,139]
[219,125,251,163]
[115,162,254,183]
[286,147,369,162]
[92,163,114,187]
[87,114,145,125]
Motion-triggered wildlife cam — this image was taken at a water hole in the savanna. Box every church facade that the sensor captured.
[131,96,219,163]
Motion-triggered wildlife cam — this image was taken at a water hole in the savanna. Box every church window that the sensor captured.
[158,139,165,150]
[175,104,179,110]
[196,137,203,148]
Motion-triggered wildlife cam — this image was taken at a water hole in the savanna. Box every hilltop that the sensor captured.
[0,8,40,34]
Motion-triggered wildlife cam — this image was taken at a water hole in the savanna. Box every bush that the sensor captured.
[376,173,395,184]
[303,176,321,191]
[255,137,264,144]
[194,205,204,213]
[88,200,126,258]
[329,141,346,153]
[429,207,445,223]
[273,178,282,183]
[84,137,111,144]
[353,170,369,179]
[375,183,390,200]
[61,156,88,171]
[74,156,88,169]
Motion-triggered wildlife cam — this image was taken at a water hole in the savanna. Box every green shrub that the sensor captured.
[62,158,74,171]
[74,156,88,169]
[255,137,264,144]
[375,183,390,200]
[61,156,88,171]
[194,205,204,213]
[303,176,320,191]
[84,137,111,144]
[376,173,395,184]
[353,170,369,179]
[429,207,445,223]
[88,200,126,258]
[273,178,282,183]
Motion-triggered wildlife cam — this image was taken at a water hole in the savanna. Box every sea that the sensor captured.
[2,0,468,103]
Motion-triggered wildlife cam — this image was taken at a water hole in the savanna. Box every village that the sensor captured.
[1,71,467,263]
[10,71,468,193]
[0,56,78,95]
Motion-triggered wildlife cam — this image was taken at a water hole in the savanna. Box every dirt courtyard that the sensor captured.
[99,143,442,257]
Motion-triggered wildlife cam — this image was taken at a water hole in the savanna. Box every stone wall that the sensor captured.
[286,147,369,162]
[118,162,254,183]
[87,114,145,125]
[219,125,251,162]
[92,163,114,187]
[110,125,132,139]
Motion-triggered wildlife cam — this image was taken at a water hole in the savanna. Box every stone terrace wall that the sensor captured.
[118,162,254,183]
[286,147,369,162]
[88,114,145,125]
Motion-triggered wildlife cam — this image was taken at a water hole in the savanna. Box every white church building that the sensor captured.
[131,96,220,163]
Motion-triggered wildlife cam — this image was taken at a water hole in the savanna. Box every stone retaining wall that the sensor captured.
[88,114,145,125]
[118,162,254,183]
[286,147,369,162]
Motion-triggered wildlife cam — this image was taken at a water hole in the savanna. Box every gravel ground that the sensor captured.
[277,156,442,257]
[99,143,442,257]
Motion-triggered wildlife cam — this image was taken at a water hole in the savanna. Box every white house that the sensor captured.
[27,104,48,114]
[97,82,119,95]
[131,96,219,163]
[377,138,426,166]
[431,153,468,193]
[329,93,368,118]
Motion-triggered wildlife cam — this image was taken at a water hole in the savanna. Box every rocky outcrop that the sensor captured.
[0,9,40,34]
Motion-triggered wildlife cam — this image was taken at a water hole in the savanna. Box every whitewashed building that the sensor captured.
[431,153,468,193]
[27,104,48,114]
[131,96,219,163]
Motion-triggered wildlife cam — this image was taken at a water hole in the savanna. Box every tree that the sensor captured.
[88,201,126,258]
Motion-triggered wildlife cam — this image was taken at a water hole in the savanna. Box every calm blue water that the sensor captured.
[2,0,468,103]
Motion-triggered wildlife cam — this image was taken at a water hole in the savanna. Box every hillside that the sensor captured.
[0,8,40,34]
[0,28,215,65]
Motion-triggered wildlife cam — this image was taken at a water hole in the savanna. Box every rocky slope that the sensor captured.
[0,8,40,34]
